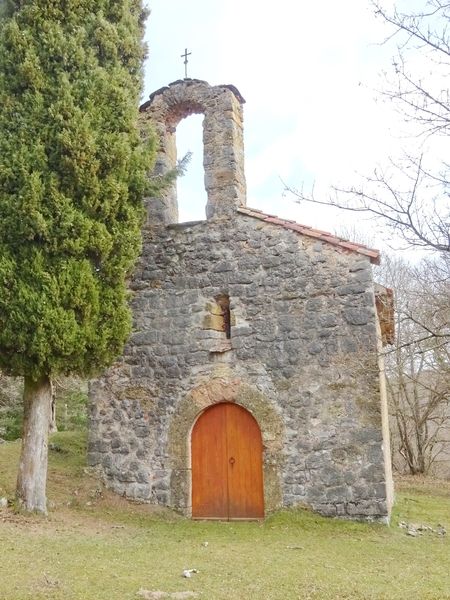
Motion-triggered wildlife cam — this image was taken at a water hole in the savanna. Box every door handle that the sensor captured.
[229,457,235,466]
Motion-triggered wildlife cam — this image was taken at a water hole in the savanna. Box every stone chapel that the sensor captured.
[88,79,394,521]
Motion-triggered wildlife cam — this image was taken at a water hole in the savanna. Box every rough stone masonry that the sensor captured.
[88,79,394,521]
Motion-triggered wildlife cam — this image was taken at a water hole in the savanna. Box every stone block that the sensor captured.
[318,313,338,328]
[336,283,367,296]
[202,313,224,332]
[87,452,101,466]
[135,426,150,438]
[343,307,371,326]
[353,269,372,283]
[324,485,350,501]
[307,341,323,355]
[349,260,370,272]
[231,325,253,336]
[313,503,337,517]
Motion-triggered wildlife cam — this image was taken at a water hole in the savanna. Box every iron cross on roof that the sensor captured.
[181,48,192,78]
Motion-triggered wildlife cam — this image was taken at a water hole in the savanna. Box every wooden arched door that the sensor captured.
[191,402,264,520]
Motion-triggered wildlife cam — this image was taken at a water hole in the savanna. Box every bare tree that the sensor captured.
[286,0,450,253]
[380,254,450,475]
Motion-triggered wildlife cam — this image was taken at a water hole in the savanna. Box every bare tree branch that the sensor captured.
[380,254,449,475]
[285,1,450,254]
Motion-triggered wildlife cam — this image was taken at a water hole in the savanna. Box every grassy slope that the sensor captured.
[0,432,449,600]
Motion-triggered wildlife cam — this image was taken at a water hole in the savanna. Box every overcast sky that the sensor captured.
[142,1,420,247]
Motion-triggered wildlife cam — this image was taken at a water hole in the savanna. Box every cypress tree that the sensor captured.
[0,0,155,512]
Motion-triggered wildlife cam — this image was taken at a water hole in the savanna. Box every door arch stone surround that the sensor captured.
[167,378,284,516]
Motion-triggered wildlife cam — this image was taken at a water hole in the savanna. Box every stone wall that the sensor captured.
[88,214,391,521]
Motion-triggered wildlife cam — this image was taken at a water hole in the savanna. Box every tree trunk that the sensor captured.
[16,375,52,513]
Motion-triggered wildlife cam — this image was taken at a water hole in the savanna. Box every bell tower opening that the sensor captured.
[141,80,247,227]
[176,114,207,223]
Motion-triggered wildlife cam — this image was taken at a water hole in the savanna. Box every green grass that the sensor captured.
[0,432,449,600]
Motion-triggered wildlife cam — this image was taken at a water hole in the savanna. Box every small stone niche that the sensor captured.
[203,294,234,352]
[216,294,231,339]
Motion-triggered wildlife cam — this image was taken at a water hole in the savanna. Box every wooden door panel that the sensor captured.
[226,403,264,519]
[191,402,264,520]
[191,403,229,518]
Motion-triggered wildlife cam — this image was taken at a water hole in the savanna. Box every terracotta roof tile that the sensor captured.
[237,206,380,264]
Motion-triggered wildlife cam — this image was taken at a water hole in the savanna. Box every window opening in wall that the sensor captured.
[216,294,231,339]
[176,114,207,222]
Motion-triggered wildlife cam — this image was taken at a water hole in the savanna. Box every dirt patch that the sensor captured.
[0,490,178,538]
